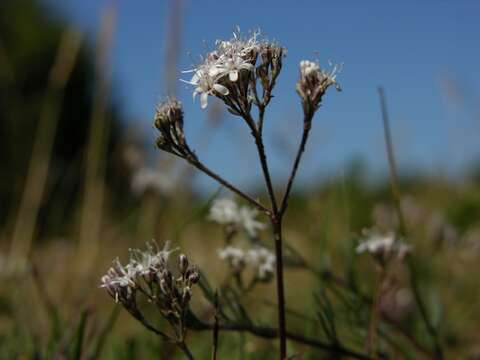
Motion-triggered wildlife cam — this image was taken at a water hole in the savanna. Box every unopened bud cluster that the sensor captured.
[154,98,195,160]
[101,242,199,339]
[296,60,341,115]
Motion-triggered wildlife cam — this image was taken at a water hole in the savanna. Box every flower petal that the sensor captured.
[200,92,208,109]
[213,83,229,96]
[229,70,239,82]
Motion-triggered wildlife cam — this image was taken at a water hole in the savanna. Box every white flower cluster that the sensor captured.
[296,59,342,111]
[208,198,266,237]
[101,242,177,298]
[217,245,275,281]
[181,29,259,109]
[356,232,412,264]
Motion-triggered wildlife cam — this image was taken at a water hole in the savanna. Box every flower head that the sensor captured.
[100,241,199,325]
[296,59,342,114]
[356,231,412,265]
[246,246,276,281]
[217,245,275,281]
[208,197,266,237]
[181,28,262,110]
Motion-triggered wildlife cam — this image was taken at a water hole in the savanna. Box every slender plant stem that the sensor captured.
[211,292,219,360]
[178,341,195,360]
[190,159,270,214]
[241,110,291,358]
[364,267,385,357]
[271,218,287,359]
[378,87,443,359]
[243,113,278,213]
[280,113,313,216]
[191,321,371,360]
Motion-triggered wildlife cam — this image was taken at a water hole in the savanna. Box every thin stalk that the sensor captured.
[78,6,116,272]
[7,28,81,271]
[364,267,385,357]
[271,218,287,359]
[378,87,443,359]
[280,113,314,216]
[211,292,220,360]
[178,341,195,360]
[190,159,270,214]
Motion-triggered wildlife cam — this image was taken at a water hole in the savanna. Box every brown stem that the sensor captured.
[280,113,314,216]
[189,159,270,215]
[243,113,278,214]
[271,218,287,359]
[178,341,195,360]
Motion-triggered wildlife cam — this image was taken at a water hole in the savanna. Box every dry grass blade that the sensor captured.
[78,5,116,273]
[7,28,82,271]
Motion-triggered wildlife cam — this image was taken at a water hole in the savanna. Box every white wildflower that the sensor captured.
[246,246,275,280]
[100,259,137,289]
[217,246,247,272]
[182,66,229,109]
[131,167,176,196]
[238,206,267,237]
[208,198,266,237]
[129,241,177,276]
[297,59,342,111]
[208,198,240,224]
[356,232,412,264]
[218,245,275,281]
[181,29,259,109]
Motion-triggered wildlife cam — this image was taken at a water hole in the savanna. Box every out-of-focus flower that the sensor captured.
[208,198,266,237]
[208,198,240,224]
[130,167,176,196]
[356,231,412,265]
[217,245,275,281]
[246,246,275,280]
[238,206,267,237]
[217,246,247,274]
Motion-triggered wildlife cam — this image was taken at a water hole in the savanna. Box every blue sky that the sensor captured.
[47,0,480,189]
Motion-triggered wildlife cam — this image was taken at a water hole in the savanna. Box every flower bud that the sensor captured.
[178,254,189,275]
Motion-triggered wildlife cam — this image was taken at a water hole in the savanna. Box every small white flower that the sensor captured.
[300,60,319,76]
[208,198,239,224]
[217,245,275,280]
[208,198,266,237]
[101,259,137,289]
[182,67,229,109]
[129,241,176,275]
[246,246,275,280]
[238,206,267,237]
[356,232,412,263]
[181,28,260,109]
[217,56,254,82]
[217,246,247,272]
